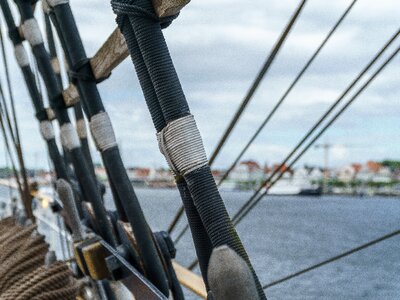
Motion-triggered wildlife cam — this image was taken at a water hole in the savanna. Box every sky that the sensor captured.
[0,0,399,170]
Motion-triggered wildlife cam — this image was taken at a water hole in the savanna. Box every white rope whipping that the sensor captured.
[76,119,87,139]
[39,120,55,141]
[60,123,80,150]
[157,114,208,176]
[89,112,117,152]
[14,44,29,67]
[22,19,43,46]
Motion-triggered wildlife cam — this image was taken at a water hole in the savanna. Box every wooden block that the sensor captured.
[62,84,80,107]
[62,29,128,107]
[152,0,191,17]
[46,107,56,121]
[85,0,191,79]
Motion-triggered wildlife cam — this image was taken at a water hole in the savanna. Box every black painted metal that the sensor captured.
[154,231,184,300]
[101,239,168,300]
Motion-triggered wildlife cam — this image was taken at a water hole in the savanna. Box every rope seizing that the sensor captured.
[0,26,32,220]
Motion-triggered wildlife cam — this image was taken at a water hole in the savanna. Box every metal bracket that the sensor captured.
[101,240,168,300]
[73,236,110,280]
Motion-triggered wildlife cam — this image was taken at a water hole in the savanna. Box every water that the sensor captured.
[120,189,400,300]
[2,186,399,299]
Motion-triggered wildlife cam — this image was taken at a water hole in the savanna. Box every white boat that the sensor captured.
[269,178,322,196]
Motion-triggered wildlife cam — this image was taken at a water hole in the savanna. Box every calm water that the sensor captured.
[4,186,399,299]
[122,189,400,300]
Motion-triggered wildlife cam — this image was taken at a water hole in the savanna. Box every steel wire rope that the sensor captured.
[173,0,361,244]
[262,229,400,289]
[0,98,24,207]
[0,19,33,219]
[217,0,359,187]
[168,0,309,236]
[186,30,400,269]
[232,33,400,226]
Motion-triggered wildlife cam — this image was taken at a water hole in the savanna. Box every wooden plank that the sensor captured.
[90,28,129,82]
[152,0,191,17]
[172,260,207,299]
[62,28,128,107]
[61,0,191,107]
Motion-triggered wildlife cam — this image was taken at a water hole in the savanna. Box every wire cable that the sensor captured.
[233,42,400,225]
[0,104,24,207]
[217,0,359,187]
[0,20,33,220]
[263,229,400,289]
[187,31,400,270]
[209,0,308,165]
[175,27,400,246]
[168,0,309,236]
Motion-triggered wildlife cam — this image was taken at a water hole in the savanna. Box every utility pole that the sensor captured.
[315,142,332,193]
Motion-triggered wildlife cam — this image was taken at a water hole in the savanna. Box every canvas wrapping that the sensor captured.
[157,114,208,176]
[60,123,80,150]
[39,121,55,141]
[22,19,43,46]
[14,44,29,67]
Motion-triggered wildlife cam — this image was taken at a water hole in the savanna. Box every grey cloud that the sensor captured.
[0,0,398,169]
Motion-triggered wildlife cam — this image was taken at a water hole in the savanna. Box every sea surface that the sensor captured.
[108,189,400,300]
[3,186,399,299]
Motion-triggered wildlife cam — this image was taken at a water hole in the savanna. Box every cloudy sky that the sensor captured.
[0,0,399,170]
